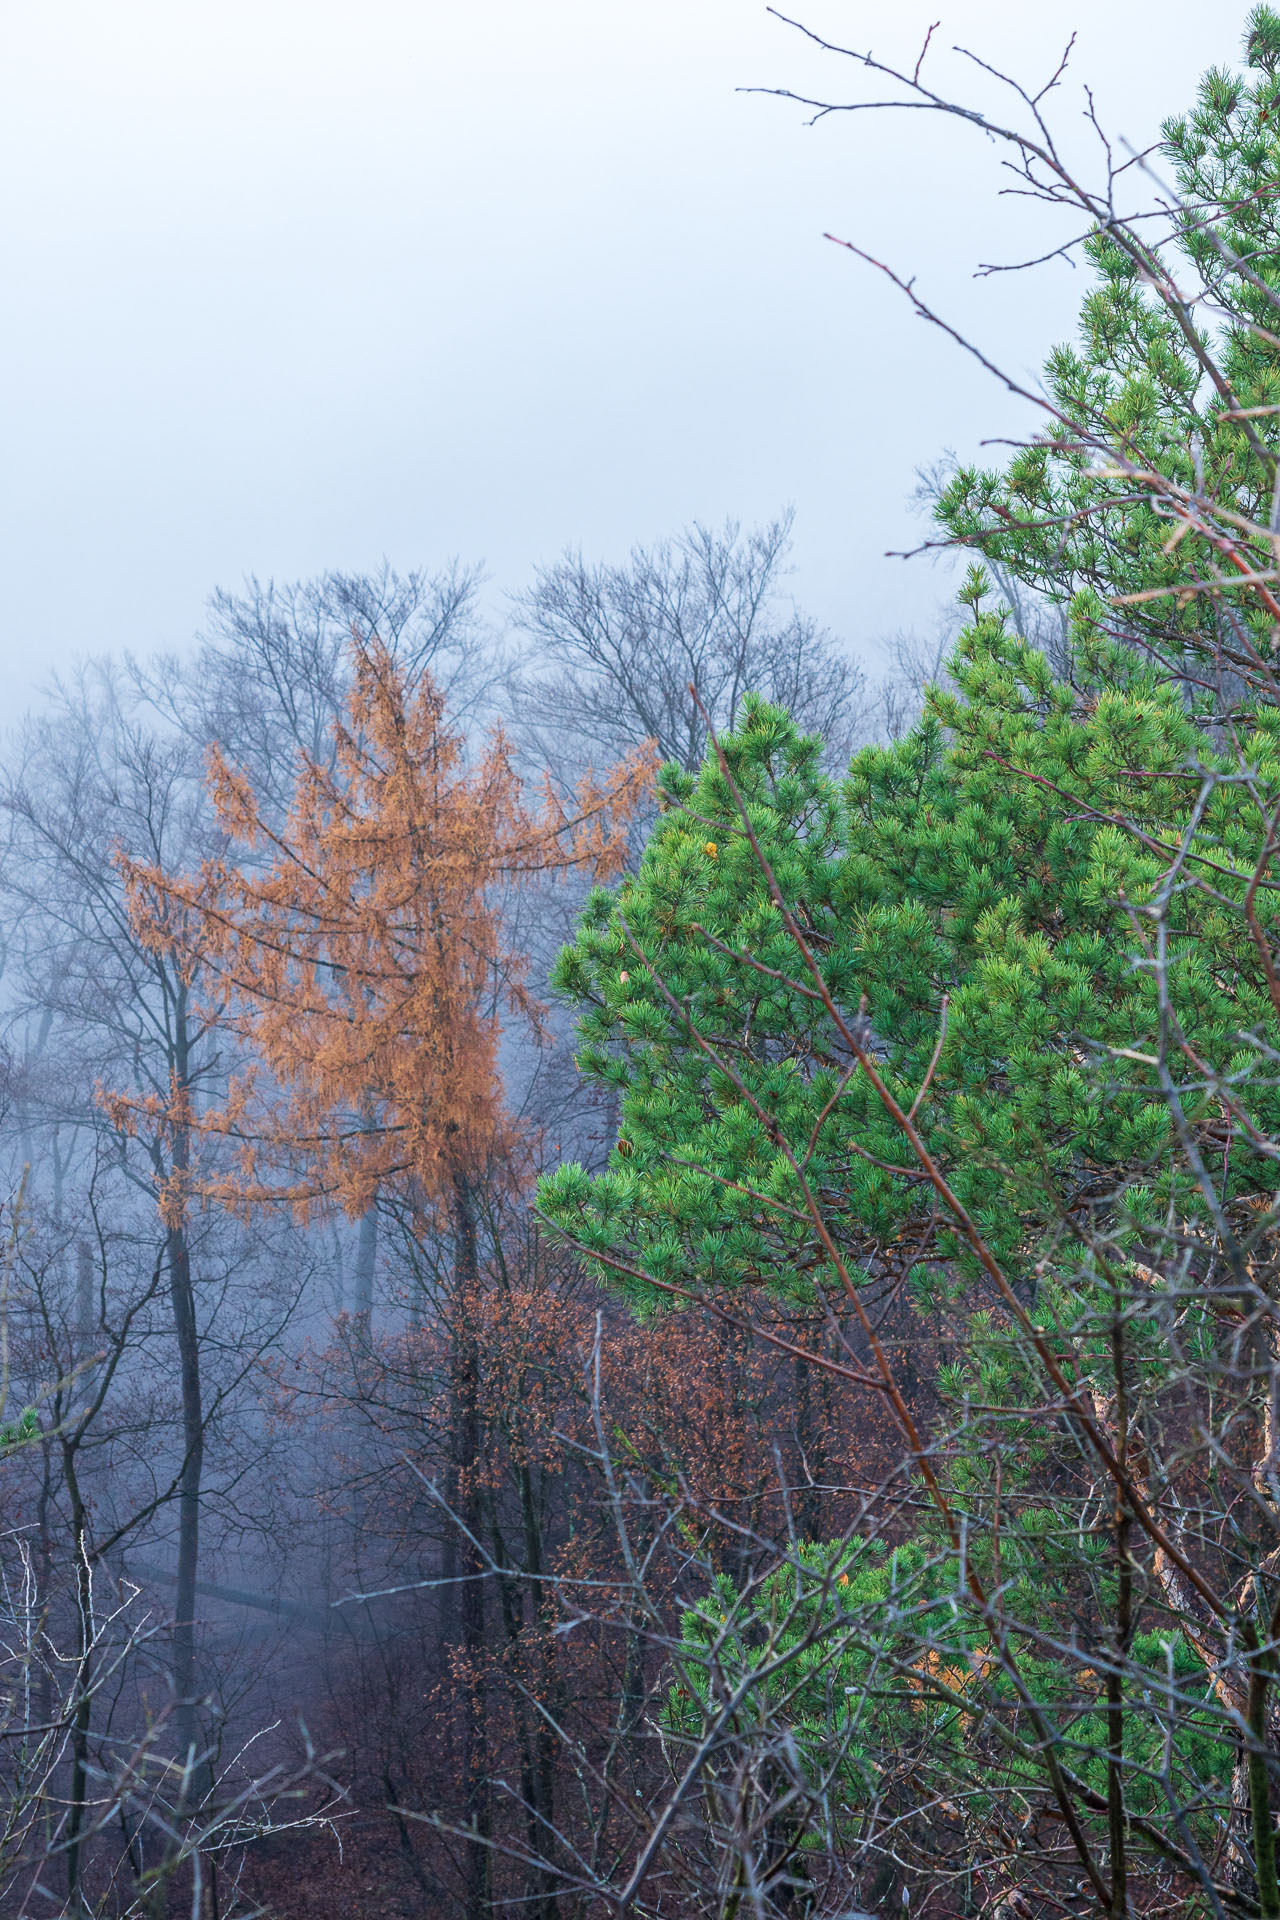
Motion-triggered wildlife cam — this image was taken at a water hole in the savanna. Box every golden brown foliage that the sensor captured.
[121,637,654,1219]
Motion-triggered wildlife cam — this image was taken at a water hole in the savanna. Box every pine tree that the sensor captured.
[540,624,1280,1305]
[538,15,1280,1911]
[937,7,1280,699]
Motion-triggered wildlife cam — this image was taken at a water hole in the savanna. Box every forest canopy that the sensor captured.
[10,9,1280,1920]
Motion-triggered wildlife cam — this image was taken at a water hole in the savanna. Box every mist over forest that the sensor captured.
[10,6,1280,1919]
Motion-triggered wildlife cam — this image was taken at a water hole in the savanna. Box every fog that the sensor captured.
[1,0,1233,701]
[0,5,1269,1912]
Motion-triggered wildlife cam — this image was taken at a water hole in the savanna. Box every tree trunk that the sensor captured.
[168,1210,204,1793]
[519,1460,560,1920]
[352,1200,378,1330]
[451,1175,491,1919]
[63,1449,93,1917]
[76,1238,94,1356]
[166,991,206,1799]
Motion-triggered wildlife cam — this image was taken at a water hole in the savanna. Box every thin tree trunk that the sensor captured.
[488,1458,561,1920]
[76,1238,94,1357]
[168,1209,204,1793]
[519,1461,561,1920]
[352,1200,378,1330]
[34,1440,54,1765]
[166,991,205,1799]
[489,1518,548,1915]
[62,1450,93,1917]
[451,1174,491,1920]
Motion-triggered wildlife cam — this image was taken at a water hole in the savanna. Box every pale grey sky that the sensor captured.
[0,1,1240,705]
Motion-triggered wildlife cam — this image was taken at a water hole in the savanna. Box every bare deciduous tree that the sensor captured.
[510,512,869,776]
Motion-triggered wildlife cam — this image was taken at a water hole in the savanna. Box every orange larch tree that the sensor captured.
[121,636,653,1233]
[119,635,653,1920]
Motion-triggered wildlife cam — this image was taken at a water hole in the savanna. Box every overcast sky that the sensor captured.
[0,0,1241,707]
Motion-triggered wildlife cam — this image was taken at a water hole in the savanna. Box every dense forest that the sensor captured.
[9,8,1280,1918]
